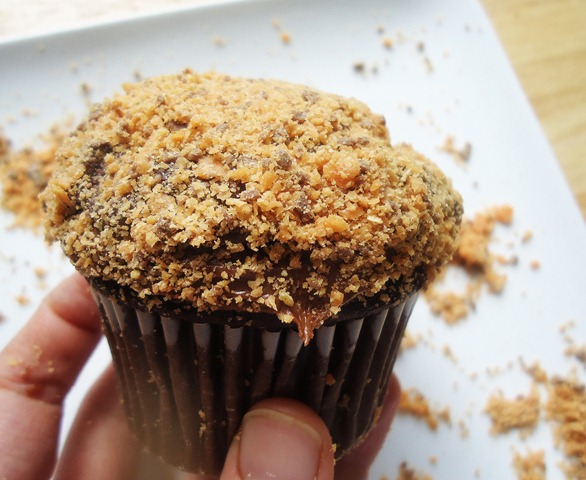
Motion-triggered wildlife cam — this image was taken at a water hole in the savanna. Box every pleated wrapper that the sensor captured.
[92,287,418,475]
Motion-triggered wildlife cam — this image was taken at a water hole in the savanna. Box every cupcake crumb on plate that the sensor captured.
[512,449,546,480]
[484,385,540,437]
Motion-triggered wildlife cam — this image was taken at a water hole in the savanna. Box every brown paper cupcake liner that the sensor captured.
[92,288,418,475]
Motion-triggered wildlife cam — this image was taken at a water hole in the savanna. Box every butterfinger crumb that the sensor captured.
[565,343,586,367]
[425,205,515,323]
[492,205,514,225]
[545,377,586,478]
[15,294,30,306]
[399,330,421,352]
[439,135,472,163]
[559,320,577,334]
[521,230,533,243]
[398,387,451,431]
[484,386,540,436]
[0,125,68,229]
[34,266,47,279]
[529,260,540,270]
[520,360,549,384]
[213,36,227,47]
[458,419,470,439]
[425,289,469,324]
[512,449,546,480]
[397,462,433,480]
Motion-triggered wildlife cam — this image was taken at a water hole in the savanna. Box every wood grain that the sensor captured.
[481,0,586,218]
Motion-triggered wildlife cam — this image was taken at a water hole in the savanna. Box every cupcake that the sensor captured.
[41,70,462,475]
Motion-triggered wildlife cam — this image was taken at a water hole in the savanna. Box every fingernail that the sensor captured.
[238,408,323,480]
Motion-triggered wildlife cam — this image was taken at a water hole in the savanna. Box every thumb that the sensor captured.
[220,398,335,480]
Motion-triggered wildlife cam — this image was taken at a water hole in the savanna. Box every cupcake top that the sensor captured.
[42,70,462,343]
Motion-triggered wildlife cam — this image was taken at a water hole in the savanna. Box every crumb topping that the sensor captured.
[41,70,462,342]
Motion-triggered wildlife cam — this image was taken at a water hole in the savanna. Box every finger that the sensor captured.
[56,365,221,480]
[220,398,335,480]
[54,366,143,480]
[334,374,401,480]
[0,273,102,480]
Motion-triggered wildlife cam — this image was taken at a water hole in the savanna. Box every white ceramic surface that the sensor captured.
[1,0,585,478]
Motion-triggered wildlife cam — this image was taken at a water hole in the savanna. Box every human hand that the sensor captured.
[0,273,401,480]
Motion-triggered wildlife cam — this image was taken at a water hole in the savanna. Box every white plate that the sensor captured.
[1,0,585,478]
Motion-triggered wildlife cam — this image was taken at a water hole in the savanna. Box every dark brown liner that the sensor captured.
[93,288,418,475]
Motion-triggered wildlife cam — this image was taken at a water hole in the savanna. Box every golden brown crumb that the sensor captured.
[492,205,514,224]
[512,449,546,480]
[521,230,534,243]
[439,135,472,163]
[396,462,433,480]
[33,266,48,279]
[0,126,67,229]
[80,82,92,99]
[457,418,470,439]
[484,386,540,436]
[382,37,394,49]
[559,319,576,334]
[399,330,421,353]
[529,260,541,270]
[41,70,462,342]
[545,378,586,477]
[565,343,586,367]
[280,32,291,44]
[212,36,227,47]
[398,387,451,431]
[441,344,458,364]
[425,205,514,323]
[424,289,469,324]
[521,360,549,384]
[557,321,586,368]
[15,294,30,306]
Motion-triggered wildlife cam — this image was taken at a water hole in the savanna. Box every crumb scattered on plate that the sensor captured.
[424,205,516,323]
[438,135,472,164]
[545,377,586,478]
[512,449,546,480]
[398,387,451,431]
[396,462,433,480]
[0,125,68,229]
[484,385,540,437]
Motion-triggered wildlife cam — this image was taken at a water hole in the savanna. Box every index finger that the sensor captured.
[0,273,103,480]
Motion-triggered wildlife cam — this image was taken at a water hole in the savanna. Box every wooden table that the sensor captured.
[482,0,586,219]
[2,0,584,218]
